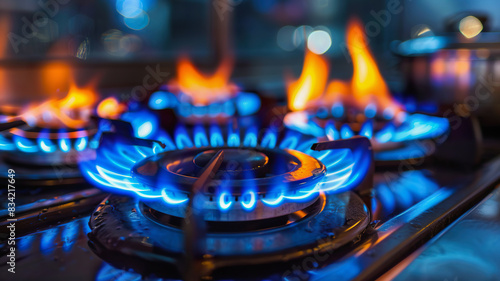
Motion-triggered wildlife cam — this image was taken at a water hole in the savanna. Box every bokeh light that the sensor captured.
[124,11,150,30]
[459,16,483,39]
[307,30,332,54]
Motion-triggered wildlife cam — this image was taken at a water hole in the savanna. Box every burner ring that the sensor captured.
[131,146,326,196]
[2,125,96,166]
[141,193,318,222]
[141,195,322,230]
[9,126,97,139]
[284,110,450,163]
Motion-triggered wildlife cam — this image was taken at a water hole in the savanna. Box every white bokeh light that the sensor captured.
[307,30,332,54]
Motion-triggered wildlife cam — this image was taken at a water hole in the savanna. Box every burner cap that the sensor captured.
[193,148,269,172]
[132,146,326,221]
[132,146,326,196]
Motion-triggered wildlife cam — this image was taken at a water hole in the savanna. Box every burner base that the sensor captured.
[142,196,322,232]
[88,192,369,278]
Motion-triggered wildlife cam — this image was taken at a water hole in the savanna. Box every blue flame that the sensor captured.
[241,191,257,210]
[137,121,153,138]
[39,138,56,153]
[375,113,448,143]
[178,102,191,117]
[194,125,209,147]
[280,131,301,150]
[75,137,88,151]
[360,120,373,139]
[285,111,325,137]
[161,188,188,204]
[375,123,395,143]
[59,138,71,152]
[156,131,176,151]
[82,122,367,212]
[219,192,233,210]
[364,103,377,118]
[331,102,344,118]
[192,105,208,117]
[243,125,258,147]
[208,103,223,116]
[316,107,329,119]
[159,91,261,117]
[210,124,225,147]
[383,107,395,120]
[261,192,285,206]
[149,91,178,110]
[375,141,431,161]
[222,100,235,116]
[121,109,158,138]
[340,124,354,139]
[227,122,240,147]
[14,135,38,153]
[1,126,101,154]
[96,263,146,281]
[175,125,194,149]
[261,127,278,148]
[325,121,340,141]
[0,134,15,151]
[285,110,449,161]
[235,92,261,116]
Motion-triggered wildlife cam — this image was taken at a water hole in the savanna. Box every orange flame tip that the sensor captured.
[171,56,238,105]
[20,82,98,129]
[286,51,329,111]
[97,97,127,119]
[346,18,401,113]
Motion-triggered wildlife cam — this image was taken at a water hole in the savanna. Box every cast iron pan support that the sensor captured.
[181,150,225,281]
[311,136,374,217]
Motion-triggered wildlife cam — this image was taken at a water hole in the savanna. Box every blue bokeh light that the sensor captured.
[121,109,158,139]
[235,92,261,116]
[124,11,150,30]
[148,91,177,110]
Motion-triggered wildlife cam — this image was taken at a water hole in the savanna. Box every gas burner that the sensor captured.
[146,55,261,123]
[81,120,374,278]
[282,19,451,163]
[284,109,450,162]
[1,124,96,158]
[0,117,97,183]
[81,122,374,212]
[148,89,261,122]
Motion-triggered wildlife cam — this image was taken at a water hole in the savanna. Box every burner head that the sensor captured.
[2,126,96,165]
[132,146,326,221]
[148,89,261,123]
[82,122,373,225]
[133,147,326,193]
[0,123,97,183]
[284,110,450,162]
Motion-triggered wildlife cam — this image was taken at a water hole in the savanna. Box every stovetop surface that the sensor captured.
[2,153,499,281]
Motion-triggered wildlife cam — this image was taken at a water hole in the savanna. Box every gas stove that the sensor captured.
[1,14,500,281]
[2,108,499,280]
